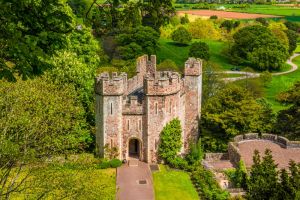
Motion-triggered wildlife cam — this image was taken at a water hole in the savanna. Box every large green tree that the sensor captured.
[201,85,275,152]
[247,149,279,200]
[0,77,91,157]
[275,81,300,140]
[141,0,175,31]
[230,25,289,71]
[116,26,159,60]
[0,0,75,81]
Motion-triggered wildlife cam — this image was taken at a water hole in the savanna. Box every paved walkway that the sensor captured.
[222,53,300,82]
[116,161,154,200]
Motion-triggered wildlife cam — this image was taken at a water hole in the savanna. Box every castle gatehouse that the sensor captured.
[95,55,202,163]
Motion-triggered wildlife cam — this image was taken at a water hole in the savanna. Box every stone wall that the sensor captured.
[205,153,229,161]
[228,142,241,166]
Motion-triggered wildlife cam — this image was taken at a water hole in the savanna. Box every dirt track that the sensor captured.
[177,10,279,19]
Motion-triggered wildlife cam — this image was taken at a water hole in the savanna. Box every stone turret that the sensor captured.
[184,57,202,149]
[95,72,126,158]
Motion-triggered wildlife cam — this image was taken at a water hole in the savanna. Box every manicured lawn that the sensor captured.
[230,5,300,17]
[157,38,242,71]
[265,55,300,112]
[153,165,199,200]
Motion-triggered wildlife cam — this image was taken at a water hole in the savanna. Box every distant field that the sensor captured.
[157,38,242,71]
[175,4,300,21]
[177,10,278,19]
[265,55,300,112]
[153,165,199,200]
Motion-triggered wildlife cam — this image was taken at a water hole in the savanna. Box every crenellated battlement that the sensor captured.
[122,96,144,114]
[144,71,182,96]
[184,57,202,76]
[95,72,127,95]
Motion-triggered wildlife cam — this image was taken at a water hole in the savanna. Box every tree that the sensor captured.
[275,81,300,140]
[189,42,210,61]
[0,0,75,81]
[0,76,91,157]
[188,19,221,40]
[201,85,275,152]
[157,59,179,72]
[141,0,175,31]
[260,71,272,87]
[247,149,279,200]
[285,29,298,55]
[230,25,289,71]
[180,14,189,24]
[116,26,159,60]
[268,22,289,51]
[171,27,192,45]
[158,118,182,162]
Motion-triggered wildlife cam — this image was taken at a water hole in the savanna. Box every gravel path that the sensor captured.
[222,53,300,82]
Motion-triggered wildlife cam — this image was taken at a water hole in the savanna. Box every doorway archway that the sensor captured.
[128,138,141,159]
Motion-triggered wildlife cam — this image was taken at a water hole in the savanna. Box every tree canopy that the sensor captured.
[201,85,275,152]
[230,25,289,71]
[0,0,75,81]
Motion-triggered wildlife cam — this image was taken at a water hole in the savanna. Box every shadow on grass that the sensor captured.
[166,42,190,47]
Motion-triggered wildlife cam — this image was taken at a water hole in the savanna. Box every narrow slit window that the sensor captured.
[138,120,142,131]
[169,101,172,113]
[110,102,113,115]
[155,103,158,114]
[127,119,130,130]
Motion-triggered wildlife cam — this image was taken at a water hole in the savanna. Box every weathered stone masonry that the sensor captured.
[95,55,202,163]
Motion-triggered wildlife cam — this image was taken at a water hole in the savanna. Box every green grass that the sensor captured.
[10,154,116,199]
[153,165,199,200]
[265,55,300,112]
[157,38,242,71]
[229,5,300,17]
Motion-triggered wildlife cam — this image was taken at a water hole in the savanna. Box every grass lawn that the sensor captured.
[157,38,242,71]
[153,165,199,200]
[229,4,300,17]
[9,154,116,200]
[265,55,300,112]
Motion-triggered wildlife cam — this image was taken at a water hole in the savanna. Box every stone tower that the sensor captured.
[95,55,202,163]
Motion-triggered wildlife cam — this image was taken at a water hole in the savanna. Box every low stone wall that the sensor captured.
[232,133,300,149]
[205,153,229,161]
[228,142,241,167]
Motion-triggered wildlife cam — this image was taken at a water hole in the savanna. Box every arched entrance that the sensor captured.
[128,138,141,159]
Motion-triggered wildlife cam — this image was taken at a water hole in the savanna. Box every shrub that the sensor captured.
[189,42,210,60]
[98,161,110,169]
[158,118,183,162]
[171,27,192,44]
[186,139,204,165]
[188,19,221,40]
[210,15,218,20]
[157,59,179,72]
[168,157,188,170]
[180,14,189,24]
[109,159,122,168]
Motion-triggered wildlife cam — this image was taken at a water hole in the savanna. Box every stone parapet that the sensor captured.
[205,153,229,161]
[184,57,202,76]
[95,72,126,95]
[144,71,181,96]
[122,96,144,115]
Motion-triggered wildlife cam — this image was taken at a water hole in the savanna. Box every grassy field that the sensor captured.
[157,38,242,71]
[265,55,300,112]
[153,165,199,200]
[229,5,300,16]
[9,154,116,200]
